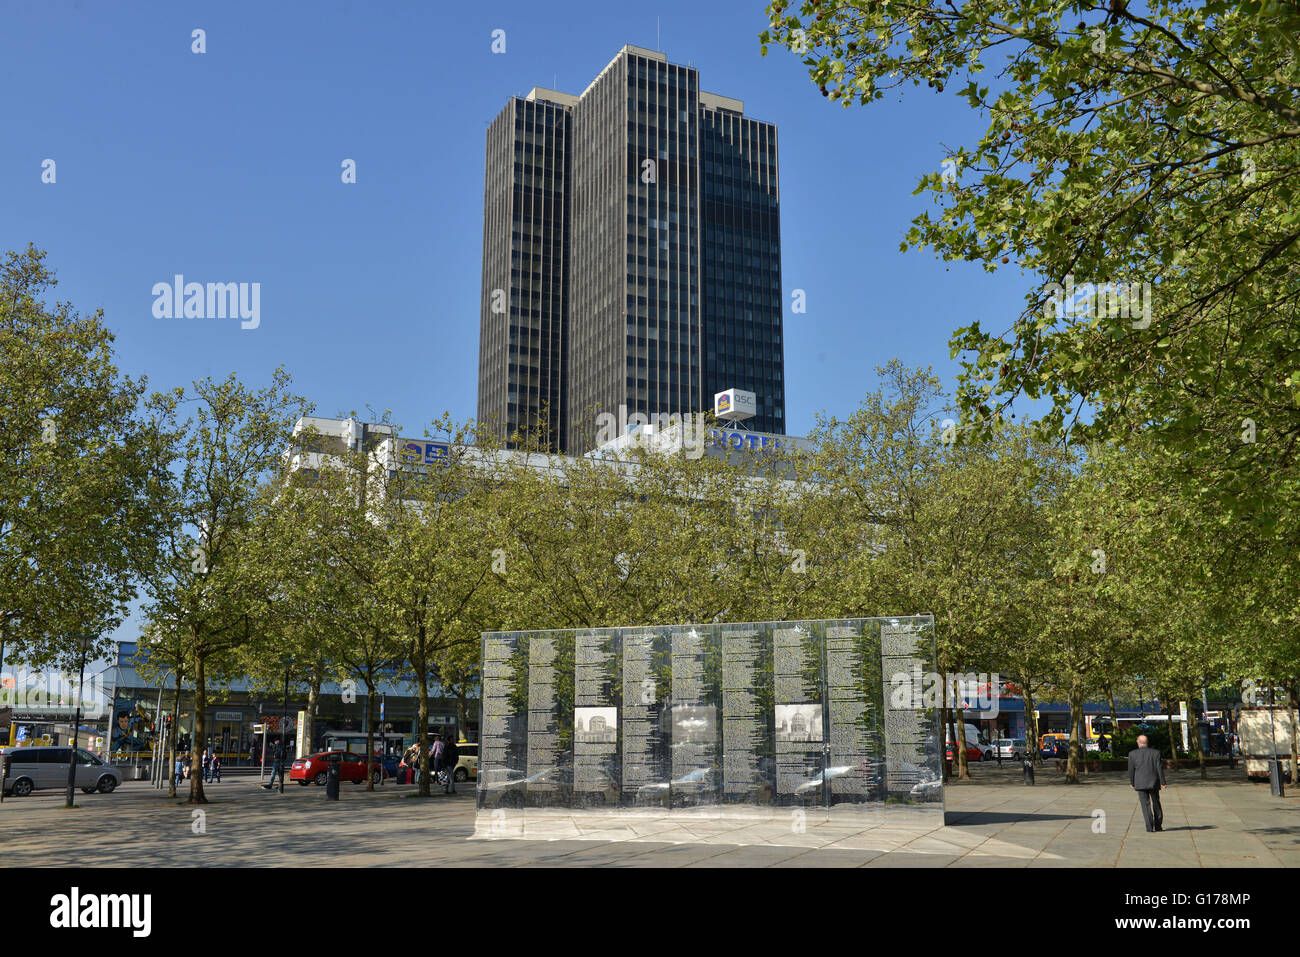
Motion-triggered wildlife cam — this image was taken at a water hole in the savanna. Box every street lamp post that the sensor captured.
[1268,683,1285,797]
[281,664,289,794]
[64,634,96,809]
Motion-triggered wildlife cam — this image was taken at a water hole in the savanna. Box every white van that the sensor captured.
[1,746,123,797]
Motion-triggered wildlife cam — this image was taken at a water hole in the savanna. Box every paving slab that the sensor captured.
[4,764,1299,867]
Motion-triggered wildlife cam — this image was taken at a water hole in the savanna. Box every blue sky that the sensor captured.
[3,0,1032,437]
[4,0,1034,653]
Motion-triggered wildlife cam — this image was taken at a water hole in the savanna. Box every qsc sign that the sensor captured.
[397,440,450,465]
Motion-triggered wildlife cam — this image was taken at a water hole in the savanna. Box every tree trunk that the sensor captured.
[941,674,954,782]
[167,670,184,798]
[1188,685,1208,780]
[954,703,971,781]
[1106,685,1118,726]
[1287,680,1299,787]
[365,682,376,792]
[1162,691,1180,769]
[1078,709,1090,775]
[1065,683,1083,783]
[304,677,320,756]
[189,650,207,804]
[415,622,431,797]
[1023,686,1040,765]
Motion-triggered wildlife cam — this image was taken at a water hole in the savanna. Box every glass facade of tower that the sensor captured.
[700,108,783,433]
[479,46,784,453]
[479,95,571,451]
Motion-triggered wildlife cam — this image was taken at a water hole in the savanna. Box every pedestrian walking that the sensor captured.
[430,734,444,786]
[1128,733,1167,832]
[210,752,222,783]
[173,754,184,790]
[202,747,213,783]
[264,738,287,790]
[443,735,460,794]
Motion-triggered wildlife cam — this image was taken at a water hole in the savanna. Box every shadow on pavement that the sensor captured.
[944,810,1089,826]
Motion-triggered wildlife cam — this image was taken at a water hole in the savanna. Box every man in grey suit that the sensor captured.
[1128,734,1167,832]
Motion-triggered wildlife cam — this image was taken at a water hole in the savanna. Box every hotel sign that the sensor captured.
[397,440,450,466]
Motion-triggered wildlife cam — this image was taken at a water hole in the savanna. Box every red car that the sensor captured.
[290,751,381,787]
[945,743,984,762]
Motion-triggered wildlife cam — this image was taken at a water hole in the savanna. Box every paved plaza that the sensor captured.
[3,764,1299,867]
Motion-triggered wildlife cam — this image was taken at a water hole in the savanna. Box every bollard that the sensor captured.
[1022,757,1035,786]
[326,760,341,801]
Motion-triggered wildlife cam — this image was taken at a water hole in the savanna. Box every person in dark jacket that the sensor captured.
[263,738,286,790]
[1128,734,1168,832]
[442,735,460,794]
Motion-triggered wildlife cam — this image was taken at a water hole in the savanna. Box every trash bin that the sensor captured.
[1022,757,1035,786]
[132,764,150,781]
[326,760,340,801]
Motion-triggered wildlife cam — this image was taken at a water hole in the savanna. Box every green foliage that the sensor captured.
[760,0,1300,535]
[1112,724,1180,756]
[0,245,166,670]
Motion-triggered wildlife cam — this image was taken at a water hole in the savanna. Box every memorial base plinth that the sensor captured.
[472,802,944,847]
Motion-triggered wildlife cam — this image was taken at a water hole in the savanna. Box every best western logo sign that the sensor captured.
[397,440,449,465]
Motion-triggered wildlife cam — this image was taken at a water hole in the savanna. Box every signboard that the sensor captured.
[707,428,785,452]
[714,389,756,422]
[111,695,154,754]
[397,439,450,466]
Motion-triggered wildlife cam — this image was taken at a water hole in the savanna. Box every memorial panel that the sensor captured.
[572,628,620,808]
[477,616,940,818]
[620,626,671,807]
[669,625,722,807]
[721,622,773,805]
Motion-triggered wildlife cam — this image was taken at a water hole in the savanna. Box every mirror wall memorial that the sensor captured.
[477,616,941,832]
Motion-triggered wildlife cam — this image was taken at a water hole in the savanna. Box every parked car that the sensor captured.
[290,750,381,786]
[1,746,122,797]
[1040,740,1070,759]
[452,742,478,782]
[945,742,983,762]
[995,738,1026,760]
